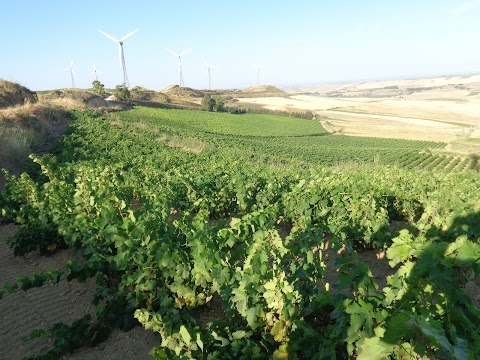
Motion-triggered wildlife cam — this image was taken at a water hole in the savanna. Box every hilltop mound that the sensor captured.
[129,86,150,92]
[0,80,38,109]
[130,88,169,103]
[160,85,205,98]
[40,89,106,108]
[242,85,285,94]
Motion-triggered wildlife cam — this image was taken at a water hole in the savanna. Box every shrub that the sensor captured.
[201,95,215,111]
[114,85,130,101]
[92,80,106,96]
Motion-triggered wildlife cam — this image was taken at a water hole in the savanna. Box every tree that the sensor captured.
[114,84,130,101]
[202,95,225,112]
[202,94,215,112]
[213,96,225,112]
[92,80,105,96]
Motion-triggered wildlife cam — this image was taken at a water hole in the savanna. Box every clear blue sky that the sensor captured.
[1,0,479,90]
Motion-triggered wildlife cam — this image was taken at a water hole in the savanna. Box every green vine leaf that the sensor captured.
[356,336,393,360]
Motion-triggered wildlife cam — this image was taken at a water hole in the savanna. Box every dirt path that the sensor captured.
[0,224,159,360]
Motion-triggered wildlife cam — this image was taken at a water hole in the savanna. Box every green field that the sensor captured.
[117,107,469,171]
[119,107,327,137]
[1,107,479,359]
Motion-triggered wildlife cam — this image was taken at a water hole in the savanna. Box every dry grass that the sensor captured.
[130,88,170,103]
[441,140,480,156]
[0,127,36,166]
[0,101,65,129]
[241,85,286,94]
[44,96,89,109]
[160,85,205,98]
[132,121,159,132]
[0,80,37,109]
[38,89,106,109]
[155,133,204,154]
[329,99,480,126]
[112,120,204,154]
[0,102,69,170]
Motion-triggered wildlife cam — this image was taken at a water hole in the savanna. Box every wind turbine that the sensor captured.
[91,65,103,81]
[64,61,76,88]
[202,57,216,90]
[166,48,192,87]
[253,64,263,86]
[98,28,139,87]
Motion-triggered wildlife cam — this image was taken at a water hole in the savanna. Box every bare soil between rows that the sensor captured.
[0,224,159,360]
[2,222,478,359]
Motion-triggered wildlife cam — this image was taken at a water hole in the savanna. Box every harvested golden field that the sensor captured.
[236,75,480,144]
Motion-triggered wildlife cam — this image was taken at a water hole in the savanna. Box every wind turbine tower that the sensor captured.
[98,29,139,87]
[91,65,103,81]
[64,61,76,88]
[202,57,216,90]
[166,48,192,87]
[254,64,263,86]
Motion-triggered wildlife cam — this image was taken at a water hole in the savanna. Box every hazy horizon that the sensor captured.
[2,1,480,91]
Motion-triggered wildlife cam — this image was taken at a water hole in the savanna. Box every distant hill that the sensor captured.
[242,85,285,94]
[283,74,480,97]
[160,85,205,98]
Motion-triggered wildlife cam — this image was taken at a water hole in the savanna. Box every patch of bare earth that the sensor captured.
[0,224,159,360]
[320,239,395,293]
[0,224,95,359]
[464,277,480,309]
[320,239,480,310]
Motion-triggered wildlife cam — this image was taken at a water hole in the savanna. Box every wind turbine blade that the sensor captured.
[165,48,179,57]
[202,56,208,67]
[120,28,139,41]
[98,29,119,43]
[72,69,77,77]
[180,48,192,56]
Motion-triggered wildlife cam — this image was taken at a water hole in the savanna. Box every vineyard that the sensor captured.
[1,107,479,359]
[115,107,477,171]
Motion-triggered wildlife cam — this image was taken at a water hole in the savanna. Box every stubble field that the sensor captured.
[237,74,480,144]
